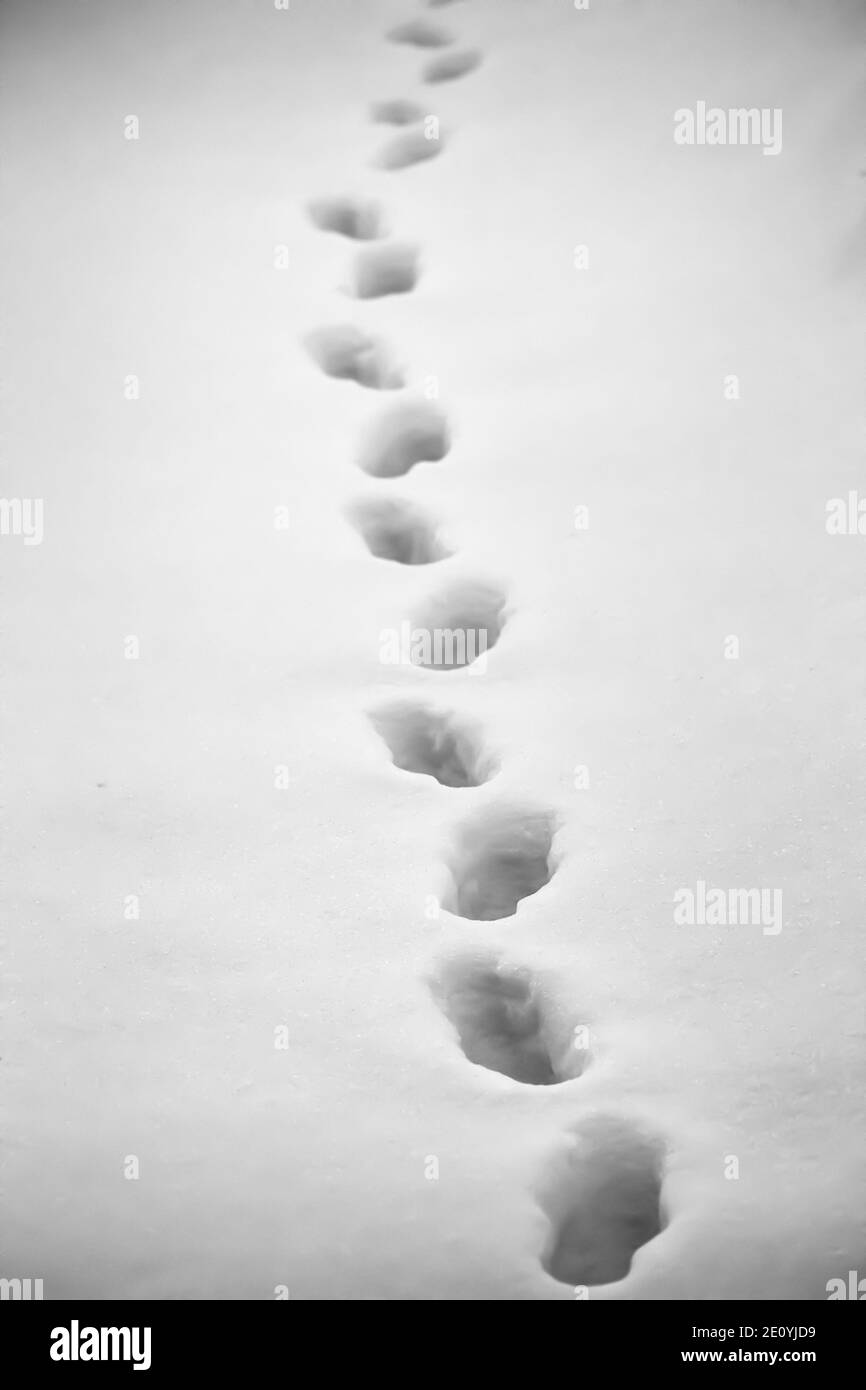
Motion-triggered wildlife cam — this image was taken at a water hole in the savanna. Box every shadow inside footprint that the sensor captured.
[442,803,555,918]
[346,496,450,566]
[370,99,426,126]
[540,1117,666,1288]
[304,325,404,390]
[307,196,386,240]
[423,50,482,83]
[357,399,449,478]
[387,19,454,47]
[430,952,583,1084]
[369,701,493,786]
[410,579,506,671]
[375,129,444,172]
[349,243,420,300]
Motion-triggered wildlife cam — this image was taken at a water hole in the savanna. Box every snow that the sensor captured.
[2,0,864,1299]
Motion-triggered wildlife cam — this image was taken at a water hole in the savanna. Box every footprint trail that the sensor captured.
[299,3,672,1303]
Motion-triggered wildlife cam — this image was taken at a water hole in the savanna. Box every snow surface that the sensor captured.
[1,0,864,1299]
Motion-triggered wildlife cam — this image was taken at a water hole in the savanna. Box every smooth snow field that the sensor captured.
[1,0,864,1300]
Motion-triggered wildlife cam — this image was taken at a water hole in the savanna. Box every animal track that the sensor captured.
[370,99,426,127]
[369,701,493,786]
[387,19,454,48]
[430,952,585,1084]
[409,579,506,671]
[375,129,444,172]
[349,242,420,300]
[304,325,404,390]
[540,1117,665,1287]
[423,49,482,84]
[357,399,450,478]
[345,496,451,566]
[442,803,555,919]
[303,4,665,1300]
[307,196,385,241]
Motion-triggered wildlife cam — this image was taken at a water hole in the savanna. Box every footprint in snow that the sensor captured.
[370,99,426,127]
[441,802,557,918]
[346,496,451,566]
[304,325,405,390]
[539,1115,666,1288]
[387,19,455,49]
[357,398,450,478]
[369,700,493,785]
[423,50,482,83]
[307,195,386,241]
[429,950,587,1084]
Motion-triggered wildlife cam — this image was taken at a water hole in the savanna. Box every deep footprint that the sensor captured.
[369,701,492,786]
[387,19,454,48]
[357,399,449,478]
[349,243,420,300]
[409,579,506,671]
[540,1117,665,1287]
[307,196,386,240]
[442,803,555,918]
[370,99,425,126]
[304,325,404,390]
[423,49,482,83]
[375,129,444,172]
[430,952,584,1084]
[346,496,450,565]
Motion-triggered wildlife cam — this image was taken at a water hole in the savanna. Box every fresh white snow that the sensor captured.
[1,0,864,1299]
